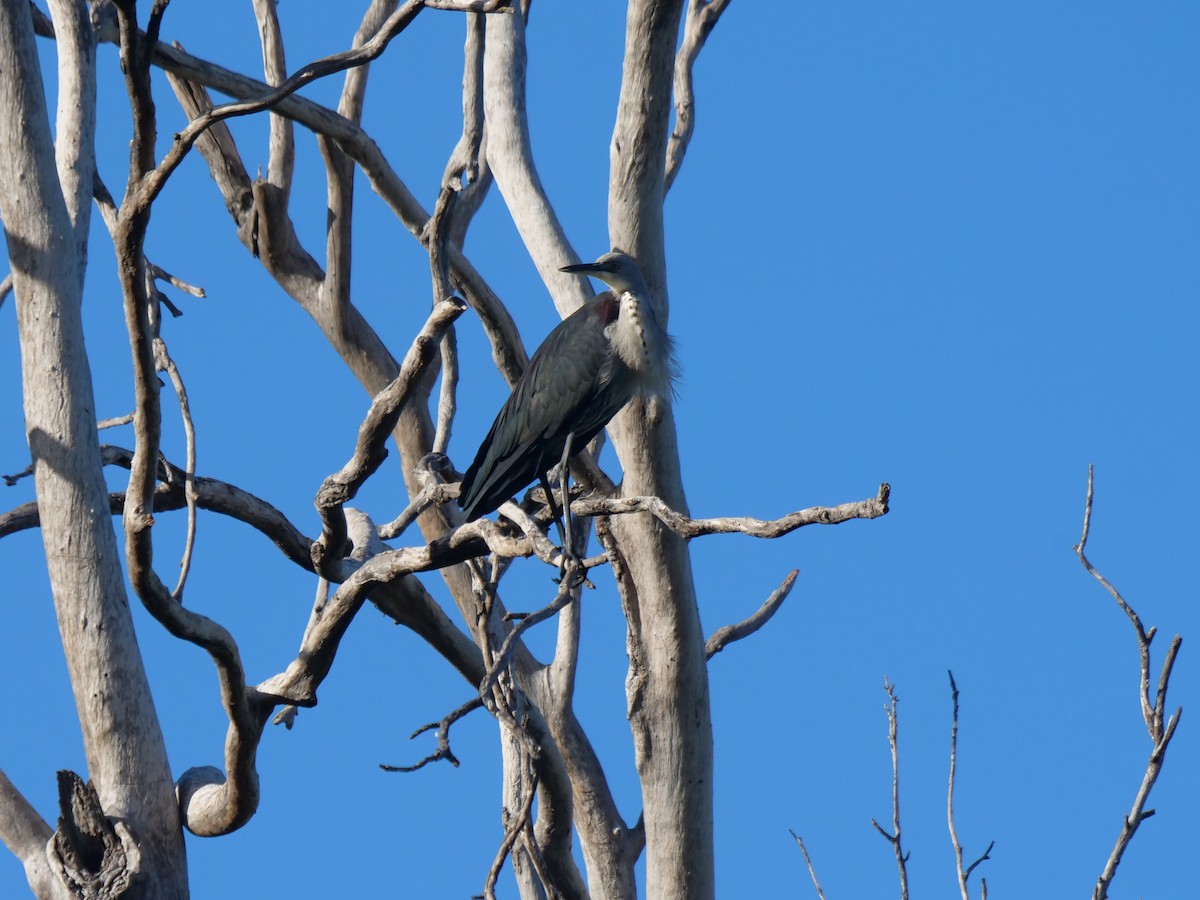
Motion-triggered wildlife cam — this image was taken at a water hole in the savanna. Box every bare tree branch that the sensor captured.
[251,0,294,199]
[665,0,732,193]
[0,2,186,890]
[705,569,797,658]
[482,769,539,900]
[154,338,198,600]
[108,2,278,838]
[871,677,910,900]
[428,10,490,455]
[147,25,530,383]
[382,696,485,772]
[577,482,890,540]
[47,0,95,264]
[477,570,582,701]
[136,1,506,214]
[1074,466,1183,900]
[947,671,992,899]
[311,297,466,574]
[789,831,828,900]
[483,3,591,314]
[0,767,57,897]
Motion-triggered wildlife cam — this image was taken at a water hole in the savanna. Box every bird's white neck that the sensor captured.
[608,290,669,391]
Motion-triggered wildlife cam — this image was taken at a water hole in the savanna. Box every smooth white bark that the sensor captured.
[0,3,186,895]
[607,2,715,899]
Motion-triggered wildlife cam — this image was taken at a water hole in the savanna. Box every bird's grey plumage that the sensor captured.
[459,251,674,522]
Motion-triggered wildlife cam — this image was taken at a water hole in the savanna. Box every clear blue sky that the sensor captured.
[2,2,1197,897]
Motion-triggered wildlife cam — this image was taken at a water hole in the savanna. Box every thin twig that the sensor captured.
[871,677,909,900]
[479,771,538,900]
[1074,465,1183,900]
[148,263,204,298]
[789,831,828,900]
[154,339,197,601]
[476,567,582,701]
[381,696,484,772]
[705,569,798,658]
[948,671,992,898]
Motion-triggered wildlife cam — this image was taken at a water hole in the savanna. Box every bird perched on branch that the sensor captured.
[458,250,675,526]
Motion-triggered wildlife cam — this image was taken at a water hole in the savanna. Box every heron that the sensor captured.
[458,250,675,554]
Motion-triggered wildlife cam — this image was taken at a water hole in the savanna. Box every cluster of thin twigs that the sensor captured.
[792,469,1181,899]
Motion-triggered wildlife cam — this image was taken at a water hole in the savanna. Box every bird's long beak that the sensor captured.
[560,261,604,276]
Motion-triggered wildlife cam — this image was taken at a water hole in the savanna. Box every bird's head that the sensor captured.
[561,250,648,296]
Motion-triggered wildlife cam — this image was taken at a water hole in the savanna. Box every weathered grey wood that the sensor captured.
[605,2,715,899]
[0,2,186,896]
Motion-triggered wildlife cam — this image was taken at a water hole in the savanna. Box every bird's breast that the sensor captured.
[605,291,667,389]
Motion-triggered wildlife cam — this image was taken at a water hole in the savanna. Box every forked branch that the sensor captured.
[871,677,909,900]
[1074,466,1183,900]
[947,671,993,899]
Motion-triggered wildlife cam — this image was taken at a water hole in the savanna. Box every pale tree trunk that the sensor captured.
[606,1,715,898]
[0,2,186,897]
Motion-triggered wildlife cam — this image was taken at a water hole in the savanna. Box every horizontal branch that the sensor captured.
[0,445,313,569]
[576,482,890,539]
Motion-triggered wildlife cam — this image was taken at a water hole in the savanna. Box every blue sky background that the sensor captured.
[2,2,1197,897]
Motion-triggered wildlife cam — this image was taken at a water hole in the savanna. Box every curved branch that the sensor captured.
[0,463,313,571]
[312,297,466,573]
[705,569,797,659]
[111,3,273,837]
[665,0,731,194]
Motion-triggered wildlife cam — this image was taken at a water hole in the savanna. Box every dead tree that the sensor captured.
[0,2,887,898]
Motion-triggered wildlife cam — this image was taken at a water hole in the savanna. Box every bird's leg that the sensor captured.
[538,433,578,583]
[558,431,577,567]
[539,472,565,546]
[538,471,570,583]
